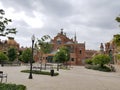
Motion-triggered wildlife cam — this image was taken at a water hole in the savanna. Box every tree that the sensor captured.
[53,46,70,63]
[60,46,70,63]
[36,35,51,54]
[53,49,66,63]
[115,16,120,23]
[7,47,17,62]
[35,35,51,70]
[0,9,17,37]
[113,34,120,46]
[21,48,32,63]
[92,54,110,67]
[0,52,8,66]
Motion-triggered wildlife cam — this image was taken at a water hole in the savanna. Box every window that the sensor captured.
[71,58,74,61]
[57,37,62,45]
[79,50,82,54]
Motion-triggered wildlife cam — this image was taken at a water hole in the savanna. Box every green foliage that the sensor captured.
[60,46,70,61]
[21,48,32,63]
[0,83,26,90]
[0,52,8,62]
[53,46,70,63]
[115,16,120,23]
[21,70,59,76]
[115,54,120,60]
[113,34,120,46]
[85,59,93,65]
[36,35,52,54]
[92,54,110,67]
[39,42,52,54]
[85,65,111,72]
[0,9,17,37]
[7,47,17,62]
[53,51,66,63]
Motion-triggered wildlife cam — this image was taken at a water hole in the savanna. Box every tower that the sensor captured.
[100,43,104,54]
[74,32,77,43]
[60,28,63,35]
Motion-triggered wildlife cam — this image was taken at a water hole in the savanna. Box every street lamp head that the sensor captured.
[31,34,35,41]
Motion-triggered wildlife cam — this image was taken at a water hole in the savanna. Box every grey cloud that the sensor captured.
[0,0,120,50]
[69,0,120,30]
[40,0,73,17]
[1,0,35,17]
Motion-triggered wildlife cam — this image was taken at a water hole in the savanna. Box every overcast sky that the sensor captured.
[0,0,120,50]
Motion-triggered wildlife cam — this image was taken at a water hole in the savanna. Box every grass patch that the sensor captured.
[0,83,26,90]
[21,70,59,76]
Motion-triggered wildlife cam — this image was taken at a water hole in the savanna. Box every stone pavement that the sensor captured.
[0,65,120,90]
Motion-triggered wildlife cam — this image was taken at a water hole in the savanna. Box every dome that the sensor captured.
[7,37,18,45]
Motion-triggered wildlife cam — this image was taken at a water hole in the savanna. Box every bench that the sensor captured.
[0,71,7,83]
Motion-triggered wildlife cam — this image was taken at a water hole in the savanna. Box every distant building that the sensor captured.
[0,37,19,53]
[98,39,115,64]
[85,50,97,59]
[40,29,86,65]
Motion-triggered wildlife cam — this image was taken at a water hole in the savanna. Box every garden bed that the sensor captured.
[21,70,59,76]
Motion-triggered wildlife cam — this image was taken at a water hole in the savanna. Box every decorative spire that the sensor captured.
[61,28,63,35]
[100,43,104,54]
[74,31,77,43]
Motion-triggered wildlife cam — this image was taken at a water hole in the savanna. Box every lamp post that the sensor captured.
[29,34,35,79]
[57,49,59,71]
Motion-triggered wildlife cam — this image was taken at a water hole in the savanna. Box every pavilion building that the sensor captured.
[42,29,86,65]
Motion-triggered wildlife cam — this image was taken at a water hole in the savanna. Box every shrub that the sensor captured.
[85,65,111,72]
[92,54,110,67]
[0,83,26,90]
[85,59,93,65]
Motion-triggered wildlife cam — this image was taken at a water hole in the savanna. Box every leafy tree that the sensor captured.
[53,49,66,63]
[53,46,70,63]
[21,48,32,63]
[0,52,8,66]
[35,35,51,70]
[0,9,17,37]
[116,16,120,23]
[7,47,17,62]
[113,34,120,46]
[36,35,51,54]
[92,54,110,67]
[60,46,70,63]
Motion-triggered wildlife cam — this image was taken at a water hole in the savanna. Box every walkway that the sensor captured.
[0,66,120,90]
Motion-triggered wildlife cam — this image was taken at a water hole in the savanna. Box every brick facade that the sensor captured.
[43,29,86,65]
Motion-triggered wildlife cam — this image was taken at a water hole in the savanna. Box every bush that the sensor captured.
[0,83,26,90]
[85,59,93,65]
[21,70,59,76]
[92,54,110,67]
[85,65,111,72]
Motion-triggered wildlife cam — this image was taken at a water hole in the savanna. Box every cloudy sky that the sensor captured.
[0,0,120,50]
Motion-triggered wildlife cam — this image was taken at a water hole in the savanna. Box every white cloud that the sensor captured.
[5,8,44,28]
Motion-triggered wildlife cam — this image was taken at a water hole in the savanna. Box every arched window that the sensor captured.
[57,37,61,45]
[79,50,82,54]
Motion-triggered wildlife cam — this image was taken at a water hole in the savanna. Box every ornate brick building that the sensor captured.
[43,29,86,65]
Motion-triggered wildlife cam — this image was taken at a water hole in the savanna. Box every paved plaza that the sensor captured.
[0,65,120,90]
